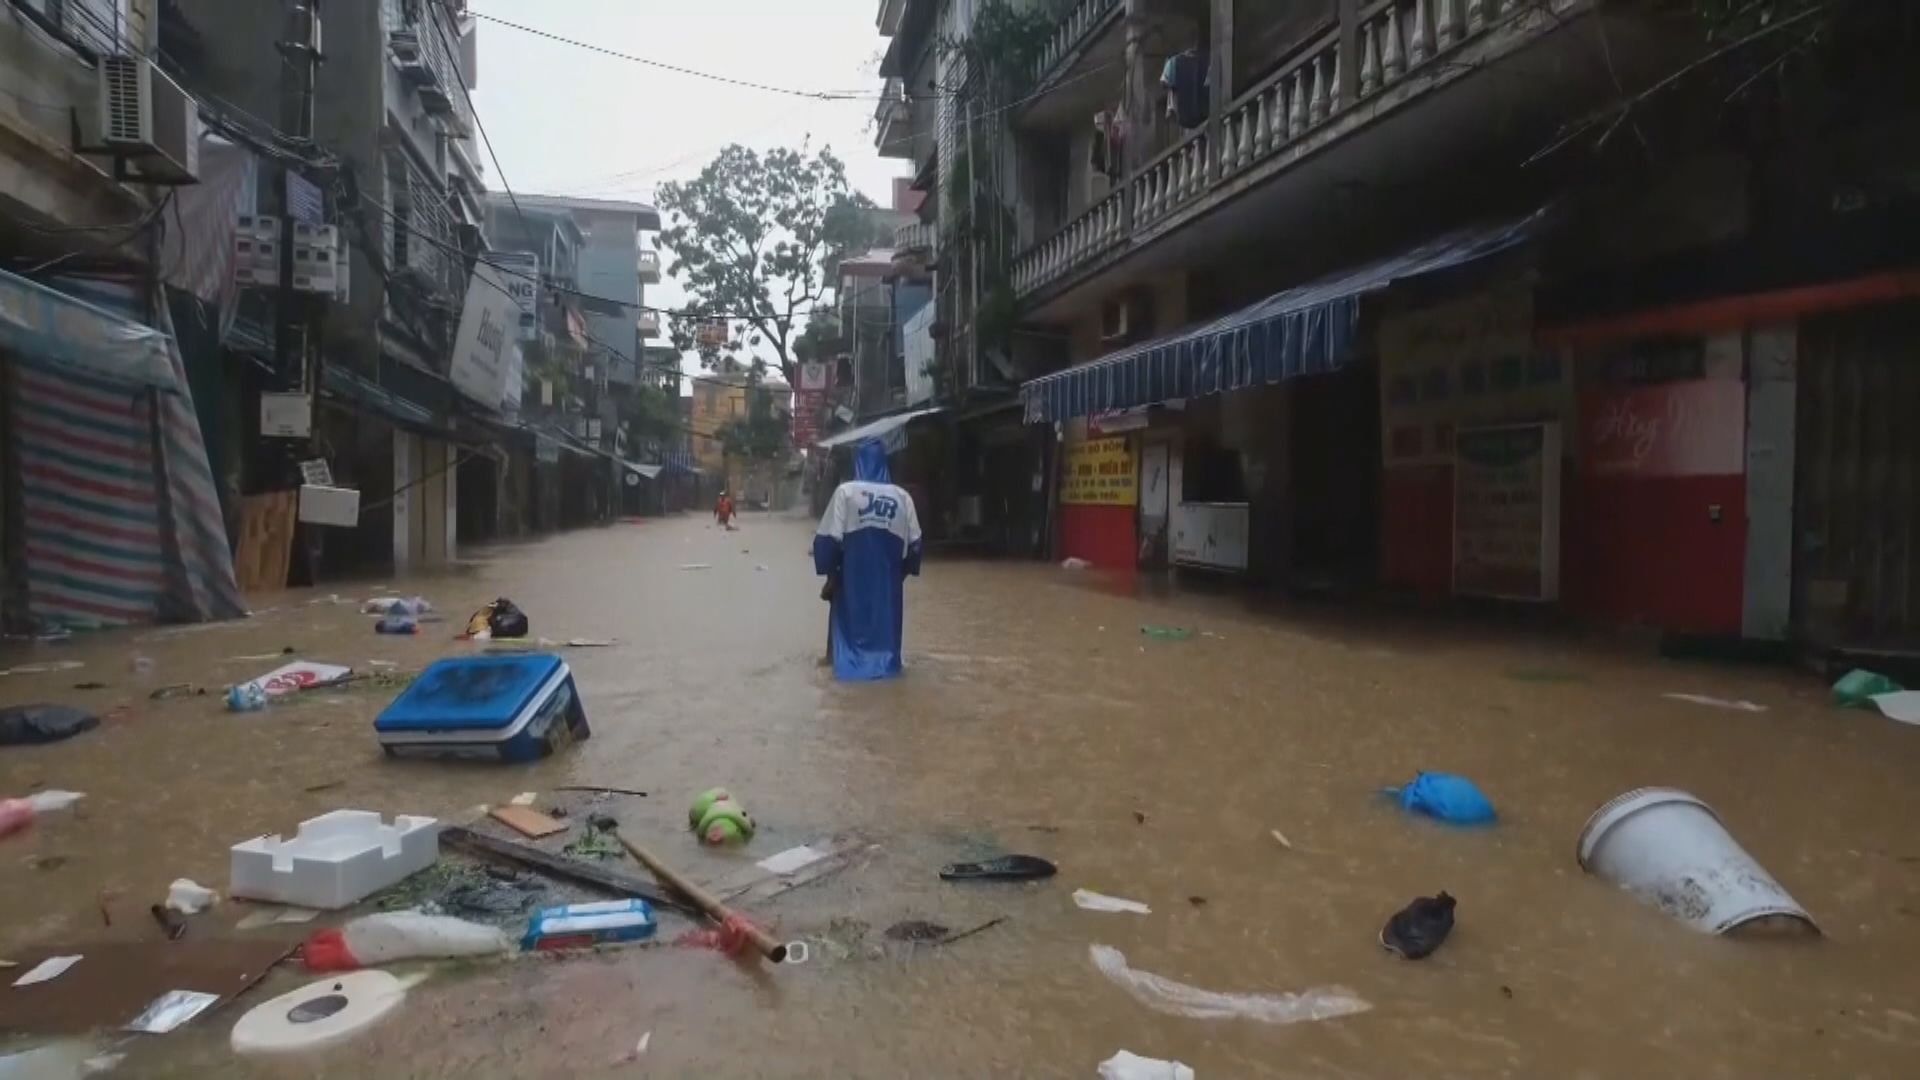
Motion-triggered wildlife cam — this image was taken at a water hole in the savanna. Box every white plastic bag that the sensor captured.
[24,790,85,814]
[1099,1050,1196,1080]
[1074,889,1152,915]
[165,878,219,914]
[1089,945,1370,1026]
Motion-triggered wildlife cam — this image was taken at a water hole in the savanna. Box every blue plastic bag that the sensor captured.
[1390,772,1496,826]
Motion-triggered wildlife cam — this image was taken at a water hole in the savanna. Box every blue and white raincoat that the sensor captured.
[814,440,923,681]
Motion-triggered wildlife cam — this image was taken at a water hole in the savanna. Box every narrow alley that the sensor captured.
[5,512,1920,1076]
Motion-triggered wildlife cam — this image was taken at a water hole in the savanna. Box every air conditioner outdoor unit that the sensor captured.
[96,55,201,183]
[389,30,431,82]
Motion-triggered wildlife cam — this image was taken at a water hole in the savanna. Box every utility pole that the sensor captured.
[274,0,323,444]
[275,1,324,585]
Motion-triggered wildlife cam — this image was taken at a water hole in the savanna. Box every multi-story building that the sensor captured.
[2,0,158,241]
[0,0,247,629]
[688,362,747,478]
[505,193,662,389]
[167,0,485,574]
[885,0,1920,649]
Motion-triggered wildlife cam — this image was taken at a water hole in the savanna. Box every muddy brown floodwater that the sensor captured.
[5,511,1920,1077]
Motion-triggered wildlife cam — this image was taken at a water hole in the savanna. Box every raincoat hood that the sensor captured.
[851,439,891,483]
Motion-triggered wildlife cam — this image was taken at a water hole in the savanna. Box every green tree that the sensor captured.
[620,383,682,457]
[716,413,789,461]
[792,308,844,367]
[659,144,877,386]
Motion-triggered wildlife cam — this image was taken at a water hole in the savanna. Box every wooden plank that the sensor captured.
[440,825,695,916]
[235,490,297,593]
[489,805,567,839]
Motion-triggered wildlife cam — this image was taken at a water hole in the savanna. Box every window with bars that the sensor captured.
[18,0,133,58]
[386,151,463,299]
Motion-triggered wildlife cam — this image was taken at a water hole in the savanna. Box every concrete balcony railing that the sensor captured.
[637,311,661,339]
[1030,0,1123,90]
[1014,0,1548,301]
[893,221,937,265]
[1012,186,1128,296]
[637,249,661,283]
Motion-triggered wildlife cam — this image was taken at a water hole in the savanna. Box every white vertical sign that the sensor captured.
[492,251,542,342]
[450,262,518,409]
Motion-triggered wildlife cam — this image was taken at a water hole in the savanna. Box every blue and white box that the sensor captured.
[374,653,589,762]
[522,899,657,951]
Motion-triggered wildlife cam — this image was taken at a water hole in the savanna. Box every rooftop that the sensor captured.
[490,192,662,231]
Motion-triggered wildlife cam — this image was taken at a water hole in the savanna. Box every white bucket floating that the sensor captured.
[1576,787,1817,936]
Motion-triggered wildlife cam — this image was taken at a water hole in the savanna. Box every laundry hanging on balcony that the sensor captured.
[1090,111,1124,183]
[1019,209,1549,425]
[1162,50,1209,130]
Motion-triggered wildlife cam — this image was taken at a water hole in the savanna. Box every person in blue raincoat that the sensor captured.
[813,439,923,681]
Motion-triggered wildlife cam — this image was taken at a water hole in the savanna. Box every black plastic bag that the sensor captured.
[488,597,529,639]
[1380,891,1456,959]
[0,704,99,747]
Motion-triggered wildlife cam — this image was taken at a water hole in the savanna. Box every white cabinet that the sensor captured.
[1171,502,1250,572]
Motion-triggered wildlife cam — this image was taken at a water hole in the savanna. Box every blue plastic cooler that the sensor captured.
[375,653,589,762]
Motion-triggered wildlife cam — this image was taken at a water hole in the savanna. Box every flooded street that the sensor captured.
[6,511,1920,1077]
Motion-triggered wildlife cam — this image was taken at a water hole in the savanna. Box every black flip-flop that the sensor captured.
[939,855,1058,882]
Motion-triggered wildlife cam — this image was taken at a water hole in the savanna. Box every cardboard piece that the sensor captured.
[710,833,875,906]
[489,805,567,839]
[240,661,353,699]
[0,940,290,1035]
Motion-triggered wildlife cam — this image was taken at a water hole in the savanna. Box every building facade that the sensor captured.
[0,0,247,629]
[878,0,1920,651]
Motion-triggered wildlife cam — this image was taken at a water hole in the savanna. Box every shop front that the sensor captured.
[1056,428,1138,569]
[1379,280,1756,637]
[1024,214,1547,586]
[1377,282,1571,602]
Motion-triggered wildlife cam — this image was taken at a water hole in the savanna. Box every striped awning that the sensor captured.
[1020,210,1546,424]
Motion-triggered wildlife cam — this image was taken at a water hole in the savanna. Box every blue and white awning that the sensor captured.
[0,268,179,391]
[1019,210,1546,424]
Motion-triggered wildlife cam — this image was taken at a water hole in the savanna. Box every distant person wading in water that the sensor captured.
[714,492,735,530]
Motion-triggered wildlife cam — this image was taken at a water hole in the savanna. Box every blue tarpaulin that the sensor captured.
[1019,210,1547,424]
[0,268,179,391]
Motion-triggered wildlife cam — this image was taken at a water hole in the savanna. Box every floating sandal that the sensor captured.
[938,854,1058,882]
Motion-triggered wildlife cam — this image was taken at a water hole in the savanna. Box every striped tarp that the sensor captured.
[5,276,244,629]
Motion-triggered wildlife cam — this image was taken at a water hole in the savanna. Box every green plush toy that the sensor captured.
[696,799,755,846]
[688,787,732,829]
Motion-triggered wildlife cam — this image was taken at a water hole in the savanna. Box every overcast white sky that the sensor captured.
[469,0,904,382]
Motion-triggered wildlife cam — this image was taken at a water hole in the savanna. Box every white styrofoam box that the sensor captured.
[299,484,361,527]
[230,810,439,910]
